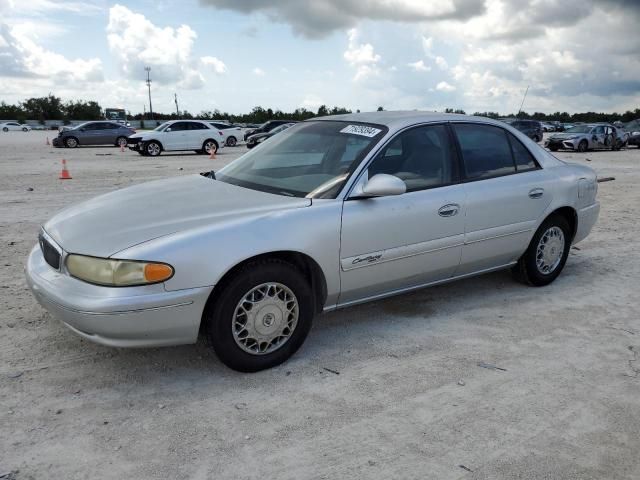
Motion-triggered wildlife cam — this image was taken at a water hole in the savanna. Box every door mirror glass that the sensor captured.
[355,174,406,198]
[165,127,172,132]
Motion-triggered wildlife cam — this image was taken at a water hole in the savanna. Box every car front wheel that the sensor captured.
[203,259,314,372]
[145,141,162,156]
[577,140,588,152]
[512,215,571,286]
[64,137,79,148]
[22,127,28,132]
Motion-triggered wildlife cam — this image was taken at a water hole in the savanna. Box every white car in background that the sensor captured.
[1,122,31,132]
[209,122,243,147]
[126,120,225,157]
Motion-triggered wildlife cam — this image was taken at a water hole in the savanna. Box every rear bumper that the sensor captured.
[25,245,213,347]
[574,202,600,245]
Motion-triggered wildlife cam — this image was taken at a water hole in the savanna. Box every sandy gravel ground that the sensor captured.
[1,130,639,480]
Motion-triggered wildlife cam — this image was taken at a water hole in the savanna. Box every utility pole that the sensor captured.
[145,66,153,121]
[174,93,179,117]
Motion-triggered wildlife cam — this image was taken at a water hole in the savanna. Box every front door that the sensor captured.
[339,124,466,306]
[162,122,188,150]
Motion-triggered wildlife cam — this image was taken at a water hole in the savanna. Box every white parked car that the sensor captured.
[126,120,225,156]
[1,121,31,132]
[209,122,243,147]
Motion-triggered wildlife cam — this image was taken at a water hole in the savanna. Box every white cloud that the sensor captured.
[436,81,456,92]
[435,55,449,70]
[252,67,265,76]
[421,36,433,54]
[201,56,227,74]
[407,60,430,72]
[107,4,215,90]
[343,29,381,81]
[0,23,103,83]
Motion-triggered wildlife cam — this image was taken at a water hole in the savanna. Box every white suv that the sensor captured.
[127,120,225,157]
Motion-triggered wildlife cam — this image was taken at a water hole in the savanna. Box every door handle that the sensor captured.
[438,204,460,217]
[529,188,544,199]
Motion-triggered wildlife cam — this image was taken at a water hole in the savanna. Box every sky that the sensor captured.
[0,0,639,116]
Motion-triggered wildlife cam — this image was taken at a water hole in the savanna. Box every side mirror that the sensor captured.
[166,127,172,132]
[353,174,406,198]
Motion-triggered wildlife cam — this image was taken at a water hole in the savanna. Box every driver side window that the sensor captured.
[368,125,457,192]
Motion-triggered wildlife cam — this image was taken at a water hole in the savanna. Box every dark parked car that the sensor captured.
[246,123,295,149]
[243,120,297,141]
[52,121,136,148]
[510,120,543,142]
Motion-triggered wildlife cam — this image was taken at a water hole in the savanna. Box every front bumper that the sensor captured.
[25,245,213,347]
[52,137,62,147]
[546,138,576,150]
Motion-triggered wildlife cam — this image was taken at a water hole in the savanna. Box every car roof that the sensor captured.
[311,110,503,130]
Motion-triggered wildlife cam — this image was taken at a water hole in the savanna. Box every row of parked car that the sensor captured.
[46,119,299,156]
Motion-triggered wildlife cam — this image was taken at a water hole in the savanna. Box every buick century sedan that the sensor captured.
[26,112,600,372]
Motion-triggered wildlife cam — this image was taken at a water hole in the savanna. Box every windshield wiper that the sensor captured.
[200,170,216,180]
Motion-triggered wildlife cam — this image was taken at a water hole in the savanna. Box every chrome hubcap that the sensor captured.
[536,226,565,274]
[232,282,298,355]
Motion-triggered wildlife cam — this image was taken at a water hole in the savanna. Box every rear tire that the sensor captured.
[116,136,128,147]
[203,259,314,372]
[512,215,571,287]
[226,136,237,147]
[3,127,8,132]
[201,139,218,155]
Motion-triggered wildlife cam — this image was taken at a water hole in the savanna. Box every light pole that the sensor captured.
[145,66,154,121]
[174,93,179,117]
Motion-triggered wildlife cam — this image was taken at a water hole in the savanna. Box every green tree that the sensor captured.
[22,94,64,122]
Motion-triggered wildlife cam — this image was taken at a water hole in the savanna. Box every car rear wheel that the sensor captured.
[226,136,237,147]
[201,139,218,155]
[116,136,128,147]
[145,141,161,156]
[577,140,588,152]
[512,215,571,287]
[64,137,79,148]
[2,127,8,132]
[203,259,314,372]
[533,134,541,143]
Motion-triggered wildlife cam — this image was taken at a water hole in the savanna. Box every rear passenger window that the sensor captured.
[507,132,537,172]
[454,124,515,180]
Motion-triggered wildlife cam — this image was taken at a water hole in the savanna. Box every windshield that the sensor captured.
[154,122,170,132]
[270,124,289,135]
[217,121,387,198]
[565,125,591,134]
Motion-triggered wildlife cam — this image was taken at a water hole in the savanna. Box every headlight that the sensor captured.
[66,255,174,286]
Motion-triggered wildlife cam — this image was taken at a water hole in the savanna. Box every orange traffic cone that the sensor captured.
[209,145,216,159]
[46,136,50,146]
[59,159,72,180]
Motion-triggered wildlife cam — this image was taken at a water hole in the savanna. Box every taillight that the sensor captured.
[218,131,224,136]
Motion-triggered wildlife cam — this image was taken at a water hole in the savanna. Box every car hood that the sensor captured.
[44,175,311,257]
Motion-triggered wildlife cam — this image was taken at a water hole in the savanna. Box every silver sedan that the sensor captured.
[26,112,600,372]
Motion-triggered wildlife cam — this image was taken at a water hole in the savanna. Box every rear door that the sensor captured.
[339,124,466,305]
[189,121,213,149]
[452,123,555,274]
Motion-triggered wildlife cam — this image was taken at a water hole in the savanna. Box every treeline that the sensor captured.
[470,109,640,123]
[2,95,639,124]
[130,105,354,123]
[0,95,102,123]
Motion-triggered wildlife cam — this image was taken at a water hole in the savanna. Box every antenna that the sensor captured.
[517,85,529,117]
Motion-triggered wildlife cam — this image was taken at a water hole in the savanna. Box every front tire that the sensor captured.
[22,127,28,132]
[64,137,79,148]
[203,259,314,372]
[577,140,588,152]
[512,215,571,286]
[145,141,162,156]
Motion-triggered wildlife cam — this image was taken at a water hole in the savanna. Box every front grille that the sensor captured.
[39,233,61,270]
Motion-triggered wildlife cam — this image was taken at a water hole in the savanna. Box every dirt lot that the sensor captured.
[1,130,639,479]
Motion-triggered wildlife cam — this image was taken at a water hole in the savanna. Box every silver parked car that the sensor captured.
[26,112,600,372]
[545,123,628,152]
[52,121,136,148]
